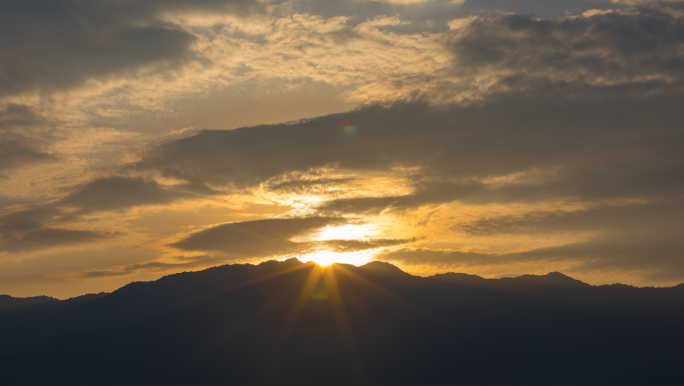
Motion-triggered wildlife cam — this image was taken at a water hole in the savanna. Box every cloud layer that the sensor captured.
[1,0,684,297]
[0,0,264,97]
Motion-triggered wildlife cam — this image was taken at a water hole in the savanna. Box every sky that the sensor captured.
[1,0,684,298]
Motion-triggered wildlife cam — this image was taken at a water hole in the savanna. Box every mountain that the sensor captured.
[0,292,109,354]
[1,259,682,385]
[0,294,59,310]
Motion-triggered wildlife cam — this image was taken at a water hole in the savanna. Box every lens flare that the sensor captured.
[338,120,358,136]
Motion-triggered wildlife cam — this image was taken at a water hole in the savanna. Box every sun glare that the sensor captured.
[288,223,383,266]
[314,224,371,241]
[299,250,376,267]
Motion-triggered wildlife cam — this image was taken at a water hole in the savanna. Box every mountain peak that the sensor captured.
[359,261,408,275]
[430,272,487,284]
[0,295,59,310]
[510,271,589,287]
[545,271,572,279]
[259,257,304,268]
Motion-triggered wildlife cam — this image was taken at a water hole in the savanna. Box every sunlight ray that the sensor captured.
[323,266,366,383]
[168,262,310,312]
[335,265,489,348]
[261,263,324,378]
[334,264,457,331]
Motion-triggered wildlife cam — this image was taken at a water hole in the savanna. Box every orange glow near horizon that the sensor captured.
[293,223,381,266]
[298,250,376,267]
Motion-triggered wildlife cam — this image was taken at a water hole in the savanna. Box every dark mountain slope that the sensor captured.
[0,295,59,310]
[1,259,683,385]
[0,292,108,341]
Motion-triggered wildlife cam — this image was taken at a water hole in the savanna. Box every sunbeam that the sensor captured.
[261,263,324,379]
[165,261,310,314]
[323,266,366,383]
[335,264,457,331]
[299,250,377,267]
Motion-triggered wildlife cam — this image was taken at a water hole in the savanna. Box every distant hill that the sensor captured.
[0,294,59,310]
[0,292,109,353]
[0,293,107,312]
[1,259,682,385]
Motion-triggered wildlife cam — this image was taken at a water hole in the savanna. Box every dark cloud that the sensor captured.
[133,5,684,277]
[0,208,62,232]
[379,231,684,284]
[319,238,415,253]
[266,177,355,195]
[169,215,410,258]
[5,176,196,221]
[84,236,411,278]
[0,227,107,253]
[379,247,564,268]
[60,176,190,214]
[457,0,619,18]
[456,201,684,237]
[443,9,684,100]
[137,93,684,210]
[0,104,54,175]
[288,0,617,35]
[288,0,466,34]
[0,135,52,176]
[0,175,194,252]
[170,217,346,256]
[0,0,263,97]
[317,196,407,216]
[131,7,684,206]
[0,208,108,253]
[3,3,684,286]
[81,255,216,278]
[431,201,684,279]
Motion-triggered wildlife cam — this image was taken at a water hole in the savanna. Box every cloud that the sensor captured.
[80,255,217,278]
[3,1,684,291]
[266,177,356,195]
[0,104,54,176]
[81,234,412,278]
[0,175,196,252]
[0,227,107,254]
[436,8,684,101]
[378,230,684,284]
[457,0,620,18]
[455,201,684,237]
[319,238,415,252]
[0,0,264,98]
[287,0,467,33]
[0,208,108,253]
[136,94,684,209]
[0,135,52,176]
[60,176,193,214]
[170,217,346,256]
[122,5,684,283]
[168,214,412,259]
[427,201,684,280]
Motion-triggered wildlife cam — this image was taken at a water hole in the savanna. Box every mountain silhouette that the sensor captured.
[1,259,683,385]
[0,294,59,310]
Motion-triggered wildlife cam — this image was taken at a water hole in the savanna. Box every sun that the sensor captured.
[293,224,380,266]
[314,224,371,241]
[299,250,376,267]
[303,250,340,266]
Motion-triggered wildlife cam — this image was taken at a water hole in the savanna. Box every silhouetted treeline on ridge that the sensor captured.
[1,259,683,385]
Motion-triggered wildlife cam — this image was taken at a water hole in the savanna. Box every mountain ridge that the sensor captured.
[4,261,677,306]
[1,259,683,384]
